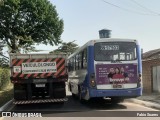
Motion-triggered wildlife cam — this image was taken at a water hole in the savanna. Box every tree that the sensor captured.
[0,0,63,53]
[0,0,4,5]
[0,57,9,67]
[50,40,79,55]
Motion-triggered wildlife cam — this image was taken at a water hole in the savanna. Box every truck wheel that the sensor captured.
[53,88,66,98]
[14,90,27,100]
[14,84,27,100]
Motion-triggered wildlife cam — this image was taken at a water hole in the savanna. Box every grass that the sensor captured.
[0,83,13,107]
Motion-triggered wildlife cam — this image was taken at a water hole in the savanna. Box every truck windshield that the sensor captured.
[94,42,137,61]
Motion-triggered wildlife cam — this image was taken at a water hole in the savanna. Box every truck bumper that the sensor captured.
[13,98,68,104]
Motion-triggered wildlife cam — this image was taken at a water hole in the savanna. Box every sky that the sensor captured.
[41,0,160,53]
[3,0,160,55]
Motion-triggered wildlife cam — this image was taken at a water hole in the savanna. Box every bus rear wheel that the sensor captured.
[72,93,76,98]
[78,86,85,103]
[111,97,124,104]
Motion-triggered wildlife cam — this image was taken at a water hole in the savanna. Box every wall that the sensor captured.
[142,58,160,94]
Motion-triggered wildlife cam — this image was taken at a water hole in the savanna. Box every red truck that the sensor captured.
[10,53,68,104]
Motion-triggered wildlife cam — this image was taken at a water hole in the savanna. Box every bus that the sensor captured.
[68,38,142,103]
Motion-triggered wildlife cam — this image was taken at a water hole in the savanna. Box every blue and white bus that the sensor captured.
[68,38,142,103]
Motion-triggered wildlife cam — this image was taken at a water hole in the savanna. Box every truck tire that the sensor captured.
[14,90,27,100]
[14,84,27,100]
[53,88,66,98]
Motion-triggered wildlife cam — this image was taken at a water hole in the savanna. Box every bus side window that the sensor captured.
[68,58,74,72]
[68,60,71,72]
[76,55,79,70]
[81,51,84,69]
[77,52,82,70]
[74,56,76,70]
[71,58,74,71]
[83,48,87,68]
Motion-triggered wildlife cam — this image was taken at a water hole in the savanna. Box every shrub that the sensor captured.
[0,67,10,90]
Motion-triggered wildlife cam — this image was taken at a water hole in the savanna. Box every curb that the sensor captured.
[0,99,13,111]
[126,98,160,110]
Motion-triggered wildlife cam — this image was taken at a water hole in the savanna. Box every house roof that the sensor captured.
[143,48,160,59]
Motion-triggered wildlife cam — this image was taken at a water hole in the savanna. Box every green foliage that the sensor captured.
[0,88,13,107]
[0,55,9,67]
[0,0,4,5]
[50,40,79,55]
[0,68,10,90]
[0,0,63,53]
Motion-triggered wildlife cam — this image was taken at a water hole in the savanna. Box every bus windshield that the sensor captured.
[94,42,137,61]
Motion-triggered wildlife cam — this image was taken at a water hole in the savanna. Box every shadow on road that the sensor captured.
[81,98,127,110]
[9,95,127,113]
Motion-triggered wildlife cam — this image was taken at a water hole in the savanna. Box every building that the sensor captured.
[142,48,160,94]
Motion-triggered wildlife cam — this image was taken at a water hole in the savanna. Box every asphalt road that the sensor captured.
[5,96,158,112]
[0,86,159,119]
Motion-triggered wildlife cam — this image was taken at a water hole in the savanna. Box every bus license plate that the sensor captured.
[36,84,45,87]
[113,84,122,88]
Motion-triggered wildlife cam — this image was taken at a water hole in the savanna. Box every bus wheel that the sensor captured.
[69,84,76,99]
[72,93,76,98]
[78,86,85,103]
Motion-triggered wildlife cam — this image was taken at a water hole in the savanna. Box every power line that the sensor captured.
[101,0,158,16]
[130,0,160,15]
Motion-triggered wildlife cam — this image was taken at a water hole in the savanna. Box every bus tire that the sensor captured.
[78,86,85,103]
[68,83,72,92]
[72,93,76,98]
[69,83,77,99]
